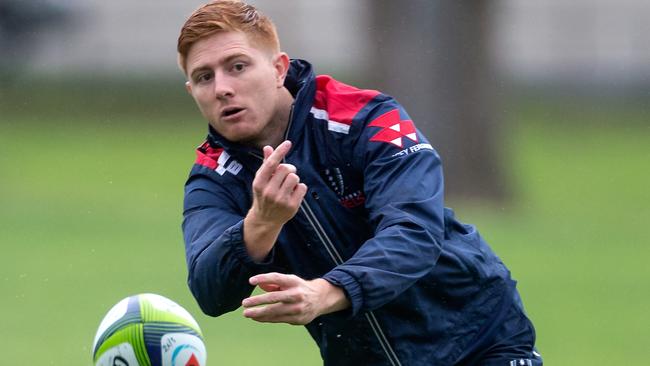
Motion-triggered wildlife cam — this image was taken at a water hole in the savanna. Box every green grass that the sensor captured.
[0,116,319,365]
[455,102,650,364]
[1,90,649,364]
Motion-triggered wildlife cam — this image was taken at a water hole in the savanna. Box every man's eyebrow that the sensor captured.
[189,66,210,79]
[189,53,249,78]
[222,53,248,63]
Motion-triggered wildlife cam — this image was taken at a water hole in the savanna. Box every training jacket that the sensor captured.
[182,59,517,365]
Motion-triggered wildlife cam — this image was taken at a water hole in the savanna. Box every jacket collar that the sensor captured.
[206,59,316,158]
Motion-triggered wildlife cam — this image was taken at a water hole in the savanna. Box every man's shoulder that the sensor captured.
[314,75,382,106]
[184,140,250,212]
[188,141,245,181]
[309,75,397,135]
[194,141,224,170]
[313,75,385,124]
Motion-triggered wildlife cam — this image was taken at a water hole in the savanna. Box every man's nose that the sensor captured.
[213,72,235,99]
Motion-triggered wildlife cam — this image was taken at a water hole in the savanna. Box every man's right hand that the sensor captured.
[243,140,307,262]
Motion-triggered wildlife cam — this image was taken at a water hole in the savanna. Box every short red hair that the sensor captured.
[177,0,280,73]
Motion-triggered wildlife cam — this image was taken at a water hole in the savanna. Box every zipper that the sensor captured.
[250,104,402,366]
[300,201,402,366]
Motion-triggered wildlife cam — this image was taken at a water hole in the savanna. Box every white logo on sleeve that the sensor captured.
[215,151,243,176]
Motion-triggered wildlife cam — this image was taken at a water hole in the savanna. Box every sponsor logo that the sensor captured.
[391,143,434,158]
[215,151,243,176]
[171,345,202,366]
[368,109,418,148]
[162,333,206,366]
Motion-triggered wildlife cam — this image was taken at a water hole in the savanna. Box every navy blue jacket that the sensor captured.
[183,59,517,365]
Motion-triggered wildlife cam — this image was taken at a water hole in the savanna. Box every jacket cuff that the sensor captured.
[322,269,363,317]
[227,220,278,273]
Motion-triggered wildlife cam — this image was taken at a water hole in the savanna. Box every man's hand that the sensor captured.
[250,140,306,226]
[244,141,307,262]
[242,273,350,325]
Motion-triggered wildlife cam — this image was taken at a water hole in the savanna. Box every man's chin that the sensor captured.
[223,131,262,148]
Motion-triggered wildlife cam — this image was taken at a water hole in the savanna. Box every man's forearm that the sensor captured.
[311,278,351,315]
[243,209,283,262]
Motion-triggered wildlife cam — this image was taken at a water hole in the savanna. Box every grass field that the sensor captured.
[1,85,649,364]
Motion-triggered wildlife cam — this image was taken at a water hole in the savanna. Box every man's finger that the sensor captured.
[266,164,298,193]
[263,140,292,165]
[289,183,308,205]
[258,283,281,292]
[249,314,305,325]
[242,290,296,308]
[249,272,299,288]
[243,302,302,322]
[256,141,292,182]
[262,145,274,160]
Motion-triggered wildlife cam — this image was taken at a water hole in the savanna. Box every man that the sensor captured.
[178,1,542,365]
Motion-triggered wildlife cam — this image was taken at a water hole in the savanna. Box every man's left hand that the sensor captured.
[242,272,350,325]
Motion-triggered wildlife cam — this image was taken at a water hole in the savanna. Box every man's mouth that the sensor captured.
[221,107,245,119]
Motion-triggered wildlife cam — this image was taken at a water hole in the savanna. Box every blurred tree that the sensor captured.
[369,0,507,200]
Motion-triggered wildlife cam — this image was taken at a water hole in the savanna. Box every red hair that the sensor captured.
[177,0,280,73]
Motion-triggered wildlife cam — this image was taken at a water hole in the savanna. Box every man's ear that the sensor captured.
[185,81,192,95]
[274,52,290,88]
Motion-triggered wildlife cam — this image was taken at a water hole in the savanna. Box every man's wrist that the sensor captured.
[313,278,351,315]
[244,209,283,230]
[243,210,284,262]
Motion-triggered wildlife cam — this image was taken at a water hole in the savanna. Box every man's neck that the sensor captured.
[255,87,295,149]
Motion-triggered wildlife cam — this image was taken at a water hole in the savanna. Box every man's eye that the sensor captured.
[232,63,246,72]
[197,73,212,83]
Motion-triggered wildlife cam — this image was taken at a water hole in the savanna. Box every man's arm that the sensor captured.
[241,141,350,325]
[183,140,307,317]
[240,103,444,324]
[183,188,261,317]
[320,102,447,316]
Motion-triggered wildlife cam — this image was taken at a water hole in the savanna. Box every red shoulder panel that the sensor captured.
[195,141,223,170]
[314,75,381,126]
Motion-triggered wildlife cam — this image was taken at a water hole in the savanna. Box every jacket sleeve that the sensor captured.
[322,101,446,316]
[182,173,281,317]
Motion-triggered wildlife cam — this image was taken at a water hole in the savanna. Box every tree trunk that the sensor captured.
[368,0,507,201]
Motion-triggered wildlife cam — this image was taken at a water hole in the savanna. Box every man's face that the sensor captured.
[185,31,287,145]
